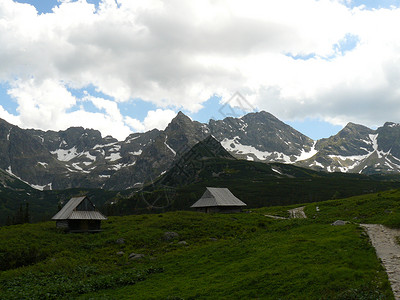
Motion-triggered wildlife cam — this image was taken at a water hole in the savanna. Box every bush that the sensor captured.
[0,245,49,271]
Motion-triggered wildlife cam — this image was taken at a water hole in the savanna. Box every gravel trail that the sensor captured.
[288,206,307,219]
[361,224,400,299]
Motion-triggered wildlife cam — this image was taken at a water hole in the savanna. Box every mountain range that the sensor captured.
[1,111,400,191]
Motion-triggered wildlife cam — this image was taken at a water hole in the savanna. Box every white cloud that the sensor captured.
[0,105,20,126]
[6,78,132,140]
[125,109,176,132]
[1,0,400,135]
[8,78,76,128]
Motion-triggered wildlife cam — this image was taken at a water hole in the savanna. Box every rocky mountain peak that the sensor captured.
[170,111,192,125]
[383,122,400,128]
[4,110,400,191]
[241,110,278,122]
[0,118,13,127]
[337,122,373,138]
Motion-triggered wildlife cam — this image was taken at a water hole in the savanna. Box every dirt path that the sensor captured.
[288,206,307,219]
[361,224,400,299]
[264,206,307,220]
[264,214,288,220]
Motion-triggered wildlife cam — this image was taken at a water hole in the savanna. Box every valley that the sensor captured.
[2,110,400,299]
[3,189,400,298]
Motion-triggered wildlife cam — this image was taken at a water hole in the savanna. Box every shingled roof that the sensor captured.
[52,196,107,220]
[191,187,246,208]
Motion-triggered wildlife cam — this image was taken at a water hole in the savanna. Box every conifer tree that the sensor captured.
[24,203,30,223]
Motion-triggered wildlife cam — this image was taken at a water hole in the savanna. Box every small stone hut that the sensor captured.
[52,196,107,232]
[191,187,247,213]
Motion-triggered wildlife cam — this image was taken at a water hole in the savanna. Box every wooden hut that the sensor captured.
[191,187,247,213]
[52,196,107,232]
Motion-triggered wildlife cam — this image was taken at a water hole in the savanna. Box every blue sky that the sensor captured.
[1,0,400,140]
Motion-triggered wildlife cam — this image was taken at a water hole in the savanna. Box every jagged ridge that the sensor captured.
[1,112,400,191]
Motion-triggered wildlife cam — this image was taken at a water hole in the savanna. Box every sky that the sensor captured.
[1,0,400,141]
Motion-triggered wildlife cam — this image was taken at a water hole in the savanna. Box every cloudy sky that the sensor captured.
[1,0,400,140]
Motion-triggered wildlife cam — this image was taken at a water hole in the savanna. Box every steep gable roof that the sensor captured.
[191,187,246,208]
[52,196,107,220]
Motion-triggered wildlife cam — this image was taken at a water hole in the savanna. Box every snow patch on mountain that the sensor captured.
[271,167,283,175]
[164,135,176,156]
[126,136,139,143]
[31,183,52,191]
[6,166,52,190]
[110,145,121,152]
[71,163,90,173]
[94,142,118,149]
[105,152,122,161]
[369,134,379,152]
[108,160,136,171]
[51,147,79,161]
[310,161,324,168]
[328,154,370,161]
[296,142,318,161]
[129,150,142,156]
[238,121,248,132]
[221,136,308,163]
[325,153,371,172]
[221,137,273,160]
[82,151,96,162]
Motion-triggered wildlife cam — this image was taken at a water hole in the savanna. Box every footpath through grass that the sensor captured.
[0,209,394,299]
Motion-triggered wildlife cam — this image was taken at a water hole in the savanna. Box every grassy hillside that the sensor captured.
[0,207,394,299]
[3,155,400,225]
[299,189,400,228]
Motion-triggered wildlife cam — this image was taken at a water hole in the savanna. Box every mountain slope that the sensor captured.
[2,111,400,190]
[210,111,316,163]
[109,137,400,215]
[154,135,235,187]
[102,112,210,190]
[298,122,400,174]
[0,119,69,189]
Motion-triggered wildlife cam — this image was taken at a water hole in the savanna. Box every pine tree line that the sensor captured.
[6,203,30,226]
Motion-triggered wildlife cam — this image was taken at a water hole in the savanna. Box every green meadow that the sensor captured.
[4,188,400,299]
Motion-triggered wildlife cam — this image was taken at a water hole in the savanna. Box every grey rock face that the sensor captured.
[298,121,400,174]
[2,111,400,191]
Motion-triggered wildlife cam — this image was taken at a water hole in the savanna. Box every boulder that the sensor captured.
[129,253,145,260]
[115,238,125,244]
[331,220,346,226]
[163,231,179,241]
[116,251,124,256]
